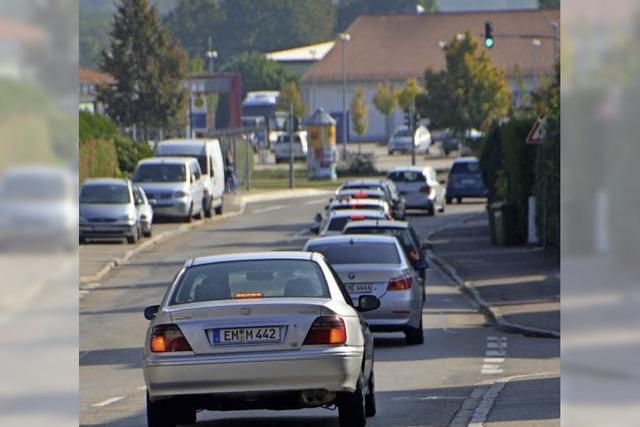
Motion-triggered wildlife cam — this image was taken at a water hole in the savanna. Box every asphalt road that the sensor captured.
[79,196,559,427]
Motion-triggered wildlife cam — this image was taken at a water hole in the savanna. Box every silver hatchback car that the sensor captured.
[143,252,379,427]
[304,235,425,345]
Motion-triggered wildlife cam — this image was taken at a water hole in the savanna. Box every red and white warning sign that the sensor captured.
[526,114,546,145]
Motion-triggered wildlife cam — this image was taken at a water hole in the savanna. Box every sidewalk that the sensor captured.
[429,214,560,337]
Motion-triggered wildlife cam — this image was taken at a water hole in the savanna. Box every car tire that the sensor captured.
[457,197,463,204]
[388,150,394,156]
[195,207,203,220]
[184,204,193,223]
[427,207,435,216]
[215,203,223,215]
[79,236,86,244]
[405,318,424,345]
[144,227,152,238]
[338,374,367,427]
[439,199,446,213]
[365,372,377,417]
[146,393,195,427]
[126,229,139,244]
[204,203,212,218]
[446,196,452,204]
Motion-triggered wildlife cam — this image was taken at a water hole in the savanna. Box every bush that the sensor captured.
[79,138,119,182]
[479,122,503,202]
[79,110,117,144]
[115,135,153,176]
[337,152,377,176]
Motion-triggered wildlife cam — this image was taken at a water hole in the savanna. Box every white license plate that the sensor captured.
[347,283,373,293]
[210,327,281,345]
[93,226,113,232]
[462,179,476,185]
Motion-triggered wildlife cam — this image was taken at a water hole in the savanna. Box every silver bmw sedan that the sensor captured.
[304,235,425,345]
[142,251,379,427]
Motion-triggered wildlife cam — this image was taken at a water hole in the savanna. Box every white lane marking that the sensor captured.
[438,312,455,333]
[253,205,286,214]
[85,282,101,290]
[482,336,507,375]
[138,386,147,391]
[79,290,89,299]
[467,381,507,426]
[393,395,467,401]
[92,396,123,407]
[304,199,322,206]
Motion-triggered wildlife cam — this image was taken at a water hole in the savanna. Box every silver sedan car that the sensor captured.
[143,252,379,427]
[304,235,424,345]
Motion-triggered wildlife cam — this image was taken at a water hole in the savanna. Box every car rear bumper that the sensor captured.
[79,224,136,239]
[404,194,434,209]
[150,201,191,217]
[446,187,489,198]
[143,347,363,398]
[359,290,421,329]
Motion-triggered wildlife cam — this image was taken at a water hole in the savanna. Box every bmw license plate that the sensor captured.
[209,327,281,345]
[347,283,373,293]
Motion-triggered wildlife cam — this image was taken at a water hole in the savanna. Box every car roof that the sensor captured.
[190,251,315,267]
[306,234,399,246]
[452,156,479,164]
[138,156,196,165]
[337,188,385,194]
[157,138,219,147]
[82,178,128,186]
[330,198,385,206]
[343,220,409,229]
[342,179,385,186]
[388,165,433,173]
[328,209,386,218]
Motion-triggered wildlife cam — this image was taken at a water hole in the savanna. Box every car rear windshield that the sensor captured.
[170,259,329,304]
[80,184,130,204]
[277,136,302,143]
[307,242,400,265]
[332,203,382,212]
[344,227,414,250]
[393,129,412,137]
[387,171,426,183]
[133,164,186,183]
[327,216,350,231]
[450,162,480,174]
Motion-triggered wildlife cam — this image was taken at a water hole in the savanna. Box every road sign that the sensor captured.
[526,114,546,144]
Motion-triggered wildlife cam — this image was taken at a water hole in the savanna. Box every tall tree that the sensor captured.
[98,0,188,139]
[416,32,511,138]
[164,0,222,59]
[397,78,423,112]
[372,82,398,140]
[336,0,438,32]
[277,81,306,117]
[216,0,336,61]
[221,52,292,97]
[350,86,368,152]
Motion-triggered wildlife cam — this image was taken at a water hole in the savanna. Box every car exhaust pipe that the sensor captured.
[300,390,336,407]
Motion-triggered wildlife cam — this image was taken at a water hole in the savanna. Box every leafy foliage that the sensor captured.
[221,52,292,97]
[164,0,223,59]
[372,82,398,139]
[397,78,422,112]
[338,152,377,176]
[79,110,117,144]
[350,86,368,139]
[416,32,511,136]
[336,0,438,32]
[98,0,188,138]
[114,136,154,175]
[277,81,307,117]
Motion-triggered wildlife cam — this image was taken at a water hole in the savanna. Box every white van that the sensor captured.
[155,139,225,216]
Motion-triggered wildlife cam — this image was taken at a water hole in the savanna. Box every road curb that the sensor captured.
[79,189,331,287]
[424,217,560,340]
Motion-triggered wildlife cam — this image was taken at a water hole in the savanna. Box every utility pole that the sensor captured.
[288,102,294,189]
[339,33,351,160]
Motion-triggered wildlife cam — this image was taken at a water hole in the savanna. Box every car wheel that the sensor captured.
[204,203,212,218]
[338,374,367,427]
[214,203,223,215]
[405,318,424,345]
[79,236,86,244]
[427,207,435,216]
[195,206,203,220]
[146,393,195,427]
[446,196,452,205]
[184,204,193,223]
[388,150,394,156]
[457,197,463,204]
[126,230,139,244]
[365,372,377,417]
[144,227,152,238]
[439,199,446,213]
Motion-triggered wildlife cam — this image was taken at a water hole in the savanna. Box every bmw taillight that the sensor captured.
[303,316,347,345]
[387,276,413,291]
[419,185,431,193]
[150,325,192,352]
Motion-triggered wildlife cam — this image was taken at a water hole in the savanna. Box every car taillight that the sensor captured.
[150,325,192,352]
[387,276,413,291]
[419,185,431,193]
[303,316,347,345]
[354,192,368,199]
[350,214,366,220]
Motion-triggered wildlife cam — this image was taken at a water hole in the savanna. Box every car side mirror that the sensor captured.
[357,295,381,312]
[144,305,160,320]
[414,259,429,270]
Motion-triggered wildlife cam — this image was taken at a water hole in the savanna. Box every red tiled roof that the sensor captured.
[302,9,559,83]
[79,67,116,85]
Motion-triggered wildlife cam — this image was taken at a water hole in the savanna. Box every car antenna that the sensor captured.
[349,237,355,246]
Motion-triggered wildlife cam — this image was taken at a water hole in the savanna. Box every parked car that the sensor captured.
[142,252,378,427]
[0,166,76,251]
[327,198,390,217]
[155,139,225,217]
[132,184,153,237]
[304,235,424,345]
[314,209,388,236]
[387,125,431,155]
[338,180,406,220]
[132,157,205,223]
[79,178,141,244]
[445,157,489,204]
[273,132,308,163]
[343,220,429,287]
[386,166,445,216]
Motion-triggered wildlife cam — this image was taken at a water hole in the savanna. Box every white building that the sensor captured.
[300,9,559,142]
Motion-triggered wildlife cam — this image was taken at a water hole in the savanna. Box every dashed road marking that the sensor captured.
[482,336,507,375]
[92,396,123,407]
[304,199,322,206]
[253,205,286,214]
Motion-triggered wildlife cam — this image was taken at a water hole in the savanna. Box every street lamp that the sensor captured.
[309,48,317,111]
[339,32,351,159]
[206,35,218,74]
[532,38,541,88]
[438,40,447,70]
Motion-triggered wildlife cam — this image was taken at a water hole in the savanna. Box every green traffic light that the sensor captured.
[485,38,494,48]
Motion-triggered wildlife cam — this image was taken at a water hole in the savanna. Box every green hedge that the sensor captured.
[79,138,119,182]
[115,135,153,176]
